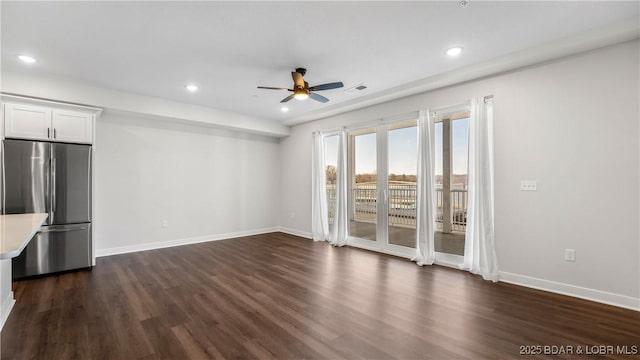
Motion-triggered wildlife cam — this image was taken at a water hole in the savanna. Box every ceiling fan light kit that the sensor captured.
[258,67,344,104]
[294,89,309,101]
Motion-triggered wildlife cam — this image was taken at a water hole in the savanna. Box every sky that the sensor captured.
[324,118,469,176]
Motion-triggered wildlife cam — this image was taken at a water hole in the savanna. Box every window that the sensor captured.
[347,118,418,256]
[434,111,469,255]
[324,135,339,230]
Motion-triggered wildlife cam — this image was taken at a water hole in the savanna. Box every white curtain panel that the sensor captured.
[461,98,499,281]
[328,129,348,246]
[311,132,329,241]
[413,110,436,265]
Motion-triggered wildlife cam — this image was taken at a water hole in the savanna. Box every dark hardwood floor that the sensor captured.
[2,232,639,359]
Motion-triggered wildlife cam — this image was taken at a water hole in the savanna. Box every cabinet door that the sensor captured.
[4,103,52,140]
[52,109,93,144]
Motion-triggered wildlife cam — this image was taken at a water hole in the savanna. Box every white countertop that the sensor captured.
[0,213,48,259]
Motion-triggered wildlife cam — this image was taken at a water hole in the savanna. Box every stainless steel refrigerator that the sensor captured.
[3,139,92,279]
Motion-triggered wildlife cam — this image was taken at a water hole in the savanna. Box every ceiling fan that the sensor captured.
[257,68,344,103]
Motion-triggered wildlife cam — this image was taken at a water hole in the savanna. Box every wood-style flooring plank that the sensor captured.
[2,232,639,359]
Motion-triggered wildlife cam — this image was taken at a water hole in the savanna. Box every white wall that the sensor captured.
[95,113,280,255]
[279,41,640,309]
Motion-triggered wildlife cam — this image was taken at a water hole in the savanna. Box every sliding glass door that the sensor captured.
[324,135,339,233]
[348,119,417,257]
[434,111,469,257]
[339,108,471,262]
[387,122,417,248]
[349,128,378,242]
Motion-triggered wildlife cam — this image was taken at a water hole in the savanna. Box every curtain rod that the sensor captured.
[313,127,345,136]
[431,101,470,117]
[317,95,493,133]
[344,111,419,132]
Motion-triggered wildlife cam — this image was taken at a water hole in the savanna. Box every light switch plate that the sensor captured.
[565,248,576,262]
[520,180,537,191]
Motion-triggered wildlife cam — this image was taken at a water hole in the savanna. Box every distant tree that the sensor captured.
[388,173,416,182]
[325,165,337,183]
[355,173,377,183]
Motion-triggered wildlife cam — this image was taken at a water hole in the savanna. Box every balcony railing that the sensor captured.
[327,185,336,224]
[326,182,467,231]
[435,188,468,232]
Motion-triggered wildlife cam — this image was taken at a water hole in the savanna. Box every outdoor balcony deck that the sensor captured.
[349,220,465,255]
[328,182,467,256]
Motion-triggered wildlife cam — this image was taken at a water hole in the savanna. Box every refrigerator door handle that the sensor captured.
[47,145,53,224]
[87,148,92,222]
[51,156,56,217]
[39,227,87,233]
[1,141,4,214]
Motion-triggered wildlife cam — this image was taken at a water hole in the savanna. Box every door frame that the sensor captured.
[431,103,472,267]
[346,114,418,259]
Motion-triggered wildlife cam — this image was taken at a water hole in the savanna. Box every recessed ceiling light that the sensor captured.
[185,84,198,92]
[18,55,36,64]
[281,107,289,112]
[446,47,463,57]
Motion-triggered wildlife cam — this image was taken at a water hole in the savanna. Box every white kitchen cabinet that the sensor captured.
[51,109,93,144]
[3,102,94,144]
[4,103,52,141]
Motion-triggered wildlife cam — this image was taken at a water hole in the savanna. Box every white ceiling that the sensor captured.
[1,1,638,125]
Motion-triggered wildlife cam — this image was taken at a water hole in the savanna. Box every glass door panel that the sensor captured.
[434,122,444,232]
[434,113,469,256]
[349,129,377,241]
[324,135,339,232]
[451,118,469,234]
[387,123,417,248]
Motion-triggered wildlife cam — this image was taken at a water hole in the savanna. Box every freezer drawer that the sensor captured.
[12,223,92,279]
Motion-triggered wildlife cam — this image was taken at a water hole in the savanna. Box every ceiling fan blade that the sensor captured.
[292,72,305,88]
[309,92,329,103]
[309,82,344,91]
[257,86,292,91]
[280,94,296,103]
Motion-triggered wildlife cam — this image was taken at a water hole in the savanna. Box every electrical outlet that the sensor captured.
[289,212,295,219]
[564,248,575,262]
[161,219,168,228]
[520,180,537,191]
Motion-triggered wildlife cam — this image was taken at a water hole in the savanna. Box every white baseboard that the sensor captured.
[499,271,640,311]
[96,227,280,257]
[277,227,312,239]
[0,291,15,331]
